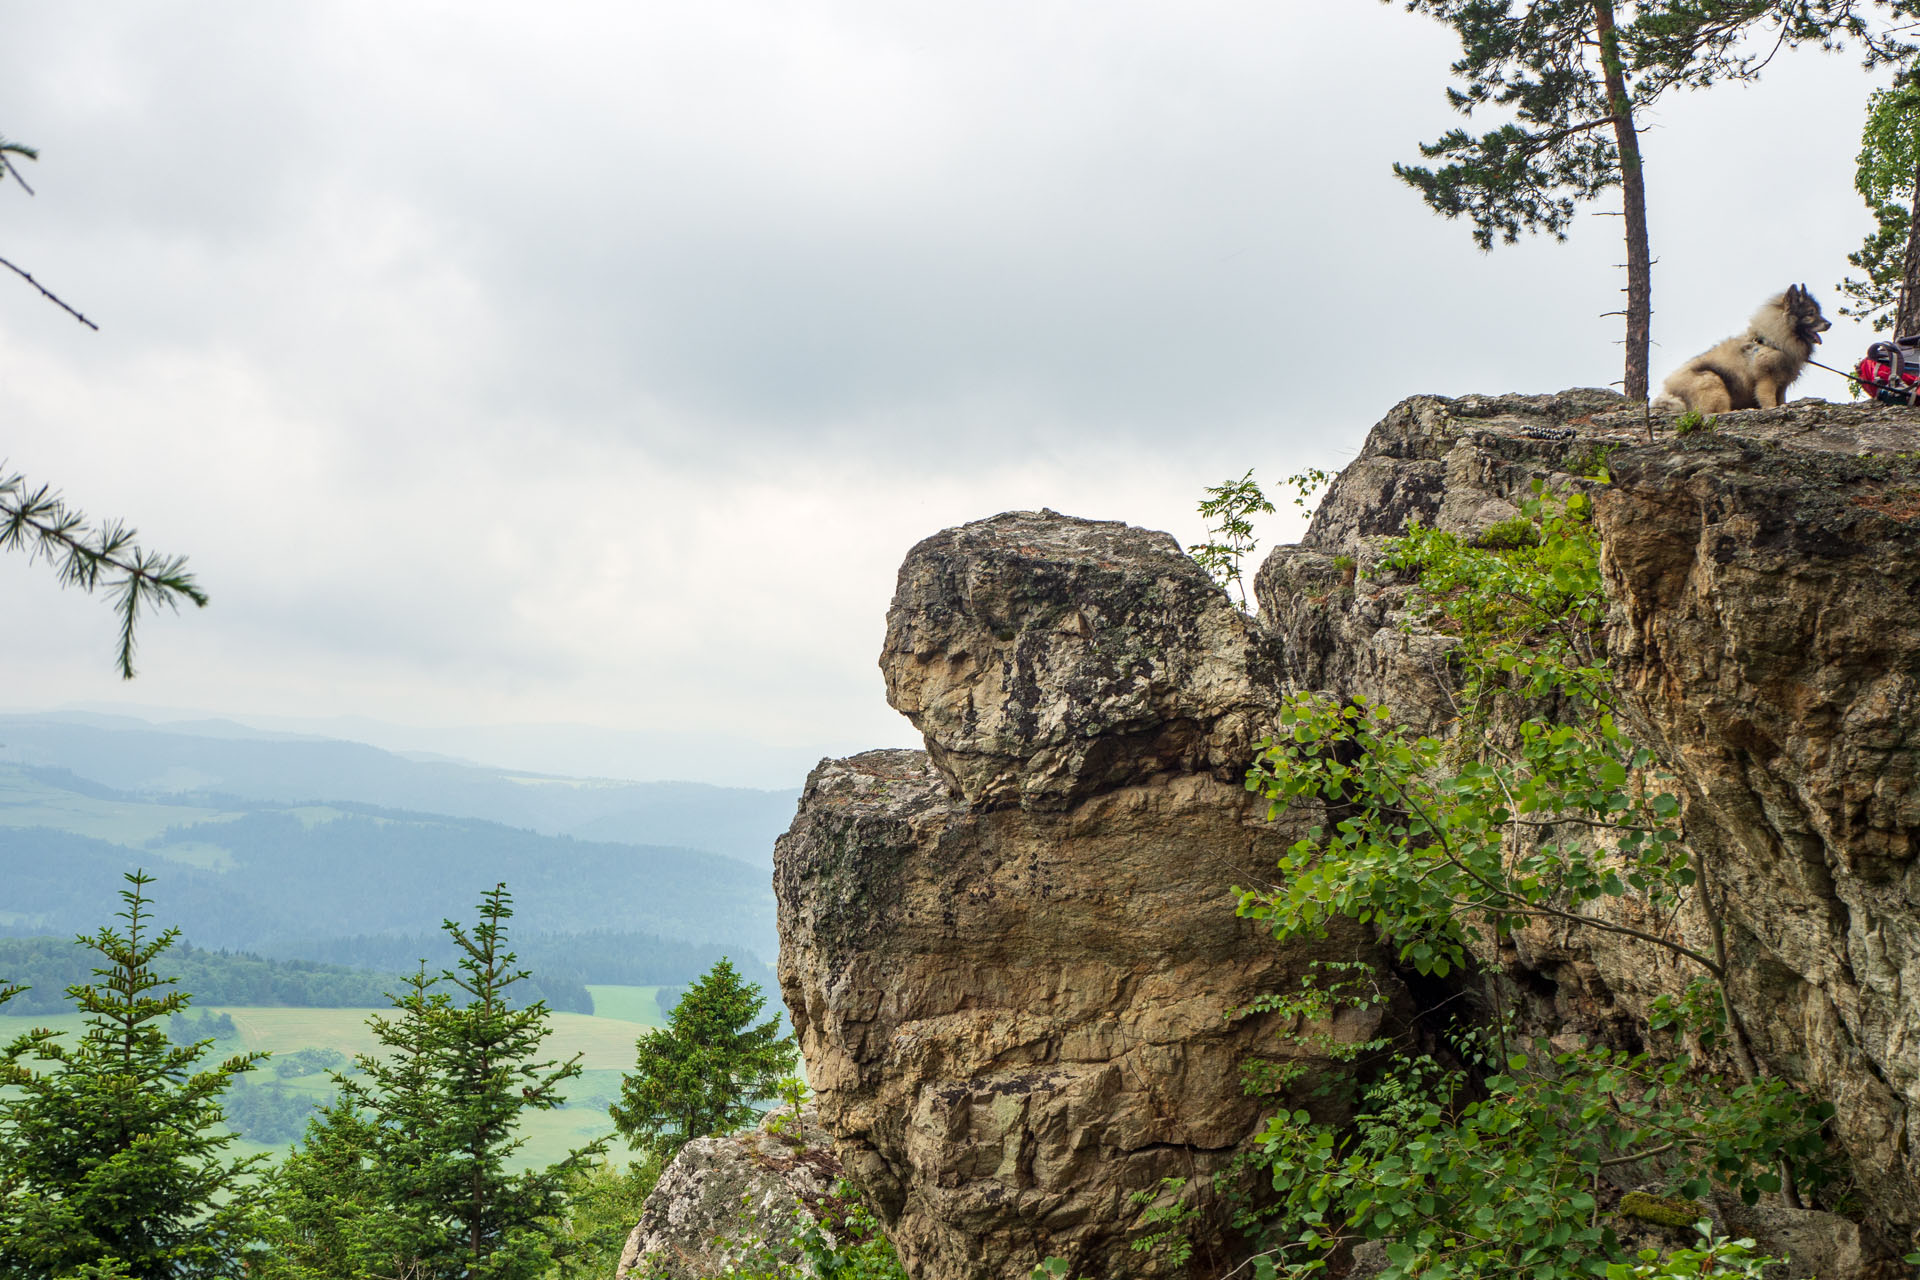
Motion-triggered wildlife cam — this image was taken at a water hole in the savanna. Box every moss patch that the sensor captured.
[1617,1190,1705,1229]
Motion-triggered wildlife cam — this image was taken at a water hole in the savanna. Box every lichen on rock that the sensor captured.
[615,1105,844,1280]
[881,508,1280,811]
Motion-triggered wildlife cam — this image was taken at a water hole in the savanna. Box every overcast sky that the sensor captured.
[0,2,1893,786]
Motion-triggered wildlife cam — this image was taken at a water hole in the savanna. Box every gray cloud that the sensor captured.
[0,1,1894,781]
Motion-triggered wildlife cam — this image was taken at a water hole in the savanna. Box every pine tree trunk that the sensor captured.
[1594,0,1651,401]
[1896,162,1920,339]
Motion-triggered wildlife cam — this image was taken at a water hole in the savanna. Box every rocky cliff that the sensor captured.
[689,392,1919,1278]
[1260,392,1920,1244]
[773,514,1395,1279]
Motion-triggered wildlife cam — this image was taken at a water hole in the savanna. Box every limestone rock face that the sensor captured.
[616,1106,842,1280]
[777,751,1382,1280]
[882,510,1278,811]
[1261,393,1920,1257]
[1256,389,1627,735]
[1592,413,1920,1239]
[776,512,1390,1279]
[769,392,1920,1277]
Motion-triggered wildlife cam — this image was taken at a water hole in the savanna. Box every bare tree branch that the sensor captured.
[0,254,100,330]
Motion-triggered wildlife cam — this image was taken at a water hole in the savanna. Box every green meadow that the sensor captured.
[0,765,242,850]
[0,985,671,1172]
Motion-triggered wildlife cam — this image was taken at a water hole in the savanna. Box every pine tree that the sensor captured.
[0,871,266,1280]
[609,957,798,1159]
[1393,0,1912,401]
[1840,70,1920,337]
[433,885,602,1276]
[257,885,603,1280]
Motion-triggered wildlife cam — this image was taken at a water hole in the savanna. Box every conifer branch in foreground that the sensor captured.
[0,467,208,678]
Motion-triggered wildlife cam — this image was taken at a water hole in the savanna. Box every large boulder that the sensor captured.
[777,509,1394,1279]
[616,1106,843,1280]
[776,748,1386,1280]
[882,510,1278,811]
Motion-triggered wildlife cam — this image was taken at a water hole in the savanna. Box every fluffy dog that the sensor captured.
[1651,285,1832,413]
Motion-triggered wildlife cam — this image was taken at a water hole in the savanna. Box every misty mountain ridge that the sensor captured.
[0,766,776,960]
[0,714,791,981]
[0,713,799,865]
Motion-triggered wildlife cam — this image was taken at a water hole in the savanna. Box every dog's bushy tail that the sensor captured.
[1650,391,1686,414]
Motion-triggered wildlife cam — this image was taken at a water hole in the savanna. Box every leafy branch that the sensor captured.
[1225,483,1837,1274]
[1190,468,1331,612]
[1191,470,1275,610]
[0,468,208,678]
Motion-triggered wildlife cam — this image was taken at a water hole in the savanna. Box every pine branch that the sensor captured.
[0,467,207,678]
[1,135,99,329]
[0,255,99,330]
[0,151,36,196]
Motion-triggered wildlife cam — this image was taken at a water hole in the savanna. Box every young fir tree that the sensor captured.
[1840,69,1920,337]
[0,871,266,1280]
[1393,0,1911,401]
[256,971,445,1280]
[258,885,603,1280]
[609,957,798,1159]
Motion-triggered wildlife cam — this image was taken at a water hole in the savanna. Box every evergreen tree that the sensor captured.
[1840,69,1920,336]
[0,871,266,1280]
[1393,0,1912,401]
[609,957,798,1159]
[255,1099,429,1280]
[257,885,603,1280]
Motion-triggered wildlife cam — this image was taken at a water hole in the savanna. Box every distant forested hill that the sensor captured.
[0,932,652,1020]
[0,714,799,864]
[0,715,789,989]
[0,766,778,968]
[0,811,775,960]
[283,928,765,992]
[0,936,405,1015]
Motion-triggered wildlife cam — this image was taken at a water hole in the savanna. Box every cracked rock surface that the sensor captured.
[770,393,1920,1276]
[617,1106,842,1280]
[1594,414,1920,1242]
[1266,391,1920,1262]
[776,512,1388,1279]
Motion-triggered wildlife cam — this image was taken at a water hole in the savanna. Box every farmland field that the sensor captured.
[587,983,671,1026]
[0,985,670,1171]
[0,766,242,848]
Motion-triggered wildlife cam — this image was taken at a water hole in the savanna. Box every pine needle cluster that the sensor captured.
[0,468,208,678]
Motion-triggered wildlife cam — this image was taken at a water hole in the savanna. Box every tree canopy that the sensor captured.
[257,884,603,1280]
[609,957,797,1159]
[1840,69,1920,335]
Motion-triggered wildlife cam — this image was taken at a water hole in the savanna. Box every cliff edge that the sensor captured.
[762,392,1919,1277]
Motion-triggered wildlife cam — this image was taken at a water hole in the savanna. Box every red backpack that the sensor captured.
[1858,337,1920,405]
